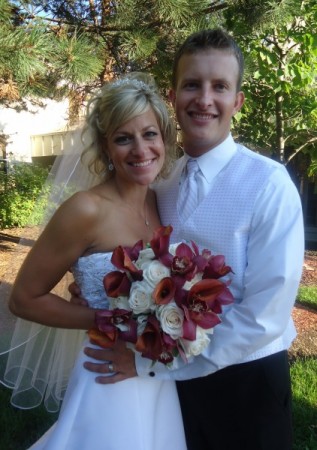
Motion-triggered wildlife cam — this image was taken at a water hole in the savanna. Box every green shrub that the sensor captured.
[0,162,50,229]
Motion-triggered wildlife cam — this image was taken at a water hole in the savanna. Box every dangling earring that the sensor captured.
[108,160,114,171]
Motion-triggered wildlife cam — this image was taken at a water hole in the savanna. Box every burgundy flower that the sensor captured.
[158,333,178,364]
[171,243,197,281]
[182,279,227,330]
[192,248,212,272]
[203,255,233,279]
[206,284,235,314]
[95,308,137,343]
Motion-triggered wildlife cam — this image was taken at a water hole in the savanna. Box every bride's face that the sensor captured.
[107,108,165,186]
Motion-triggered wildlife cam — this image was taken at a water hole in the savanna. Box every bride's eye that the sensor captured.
[144,131,158,139]
[114,135,131,145]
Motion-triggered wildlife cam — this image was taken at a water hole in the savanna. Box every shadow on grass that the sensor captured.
[0,385,58,450]
[293,395,317,450]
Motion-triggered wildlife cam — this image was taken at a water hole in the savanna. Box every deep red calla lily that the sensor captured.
[111,246,143,280]
[103,271,131,298]
[135,315,163,360]
[152,277,176,305]
[124,239,144,262]
[150,225,173,266]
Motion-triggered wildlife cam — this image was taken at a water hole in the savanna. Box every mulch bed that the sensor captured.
[0,228,316,359]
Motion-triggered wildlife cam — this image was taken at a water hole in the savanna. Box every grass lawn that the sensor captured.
[291,357,317,449]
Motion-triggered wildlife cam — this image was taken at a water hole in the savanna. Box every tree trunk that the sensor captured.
[275,91,285,163]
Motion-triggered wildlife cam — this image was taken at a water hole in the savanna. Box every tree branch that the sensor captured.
[286,137,317,164]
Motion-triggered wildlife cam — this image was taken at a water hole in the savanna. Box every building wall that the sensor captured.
[0,99,70,161]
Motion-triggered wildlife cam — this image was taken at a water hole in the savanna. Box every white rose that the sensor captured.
[109,296,130,311]
[180,327,212,357]
[156,302,184,339]
[129,281,153,314]
[135,248,155,270]
[142,260,170,289]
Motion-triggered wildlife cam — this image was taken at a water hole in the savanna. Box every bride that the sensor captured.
[6,73,187,449]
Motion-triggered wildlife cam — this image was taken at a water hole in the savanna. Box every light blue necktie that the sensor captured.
[178,159,199,221]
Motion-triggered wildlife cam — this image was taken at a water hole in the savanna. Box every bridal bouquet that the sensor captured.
[89,225,234,366]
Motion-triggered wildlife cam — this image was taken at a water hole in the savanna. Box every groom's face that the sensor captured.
[169,49,244,157]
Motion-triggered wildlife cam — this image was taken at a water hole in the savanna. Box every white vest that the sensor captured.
[156,144,283,300]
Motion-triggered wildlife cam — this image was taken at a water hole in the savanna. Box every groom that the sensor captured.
[76,29,304,449]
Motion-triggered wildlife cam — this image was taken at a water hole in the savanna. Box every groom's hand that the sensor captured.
[83,339,137,384]
[68,281,89,307]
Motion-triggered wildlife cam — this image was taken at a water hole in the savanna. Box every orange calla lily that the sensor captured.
[188,278,225,304]
[152,277,176,305]
[87,328,117,348]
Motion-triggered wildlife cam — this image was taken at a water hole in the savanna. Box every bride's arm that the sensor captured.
[9,191,99,330]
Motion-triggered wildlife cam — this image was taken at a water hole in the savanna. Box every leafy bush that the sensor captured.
[0,162,50,228]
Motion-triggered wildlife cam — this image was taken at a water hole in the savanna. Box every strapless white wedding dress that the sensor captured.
[29,253,187,450]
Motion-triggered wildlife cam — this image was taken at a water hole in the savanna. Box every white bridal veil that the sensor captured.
[0,129,100,412]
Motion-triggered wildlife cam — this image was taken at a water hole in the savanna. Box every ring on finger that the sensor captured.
[108,362,114,373]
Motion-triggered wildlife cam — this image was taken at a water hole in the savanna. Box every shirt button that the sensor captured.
[149,371,155,377]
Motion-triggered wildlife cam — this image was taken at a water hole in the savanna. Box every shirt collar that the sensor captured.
[183,134,237,183]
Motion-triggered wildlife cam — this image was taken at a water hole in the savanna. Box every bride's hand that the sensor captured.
[68,281,89,307]
[83,339,137,383]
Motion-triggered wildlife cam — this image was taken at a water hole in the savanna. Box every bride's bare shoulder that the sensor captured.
[56,185,112,222]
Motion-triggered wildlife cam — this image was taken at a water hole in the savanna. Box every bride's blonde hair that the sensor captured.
[82,72,177,179]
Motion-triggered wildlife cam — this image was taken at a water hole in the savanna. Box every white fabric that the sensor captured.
[28,253,186,449]
[177,159,199,221]
[136,134,304,380]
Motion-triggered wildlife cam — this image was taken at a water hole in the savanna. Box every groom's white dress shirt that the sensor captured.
[136,134,304,380]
